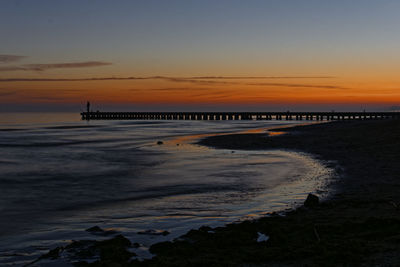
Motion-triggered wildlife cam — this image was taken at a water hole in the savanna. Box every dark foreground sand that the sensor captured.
[36,120,400,266]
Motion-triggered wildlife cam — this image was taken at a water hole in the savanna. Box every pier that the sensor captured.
[81,111,400,121]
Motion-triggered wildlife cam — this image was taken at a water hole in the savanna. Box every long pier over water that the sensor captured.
[81,111,399,121]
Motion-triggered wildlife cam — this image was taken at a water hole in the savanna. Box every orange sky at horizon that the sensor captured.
[2,1,400,111]
[1,75,400,109]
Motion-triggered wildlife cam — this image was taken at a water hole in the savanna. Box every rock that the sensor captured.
[98,234,132,248]
[199,226,213,232]
[161,230,170,236]
[39,247,62,260]
[149,241,173,254]
[137,229,170,236]
[86,226,103,233]
[33,235,136,266]
[66,240,98,259]
[85,225,118,236]
[304,193,319,207]
[157,141,163,145]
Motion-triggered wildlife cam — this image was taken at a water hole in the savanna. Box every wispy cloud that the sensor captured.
[188,76,336,79]
[246,82,348,90]
[24,61,112,71]
[0,66,25,72]
[0,75,345,90]
[156,76,337,86]
[160,77,234,85]
[0,55,26,64]
[0,61,112,72]
[129,87,211,92]
[0,90,19,96]
[28,96,69,101]
[0,77,140,82]
[0,75,335,82]
[190,90,235,98]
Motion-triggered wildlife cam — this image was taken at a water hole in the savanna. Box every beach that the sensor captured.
[145,120,400,266]
[7,119,400,266]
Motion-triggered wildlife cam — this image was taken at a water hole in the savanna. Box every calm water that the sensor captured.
[0,113,332,265]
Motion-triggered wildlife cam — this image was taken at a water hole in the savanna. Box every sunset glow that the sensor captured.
[1,0,400,111]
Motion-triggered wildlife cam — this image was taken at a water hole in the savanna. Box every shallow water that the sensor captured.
[0,113,332,265]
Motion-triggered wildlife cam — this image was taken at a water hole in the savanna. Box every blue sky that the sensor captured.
[2,0,399,75]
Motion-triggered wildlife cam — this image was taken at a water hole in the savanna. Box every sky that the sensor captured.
[1,0,400,112]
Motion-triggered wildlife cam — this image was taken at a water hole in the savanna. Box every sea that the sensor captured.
[0,112,333,266]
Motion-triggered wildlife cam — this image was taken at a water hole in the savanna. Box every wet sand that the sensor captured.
[32,120,400,266]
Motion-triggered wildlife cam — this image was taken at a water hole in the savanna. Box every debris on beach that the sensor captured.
[31,234,136,266]
[157,141,163,145]
[256,232,269,243]
[304,193,319,207]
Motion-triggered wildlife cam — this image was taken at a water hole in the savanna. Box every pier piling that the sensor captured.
[81,111,400,121]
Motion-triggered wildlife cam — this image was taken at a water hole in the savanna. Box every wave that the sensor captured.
[45,125,102,130]
[56,183,242,212]
[0,138,134,147]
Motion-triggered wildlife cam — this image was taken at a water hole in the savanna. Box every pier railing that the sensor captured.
[81,111,400,121]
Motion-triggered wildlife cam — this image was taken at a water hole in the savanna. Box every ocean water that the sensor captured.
[0,113,332,265]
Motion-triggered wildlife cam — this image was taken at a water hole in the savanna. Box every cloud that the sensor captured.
[0,55,26,63]
[190,90,235,98]
[188,76,336,79]
[156,76,336,86]
[0,66,26,72]
[0,75,344,90]
[128,86,236,99]
[129,87,211,92]
[246,82,348,90]
[28,96,68,101]
[0,61,112,72]
[0,77,143,82]
[0,90,19,96]
[24,61,112,71]
[161,77,234,85]
[0,76,335,82]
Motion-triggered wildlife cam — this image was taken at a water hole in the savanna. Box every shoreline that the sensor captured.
[146,120,400,266]
[32,120,400,266]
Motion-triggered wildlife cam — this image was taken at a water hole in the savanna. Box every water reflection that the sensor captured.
[0,115,333,265]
